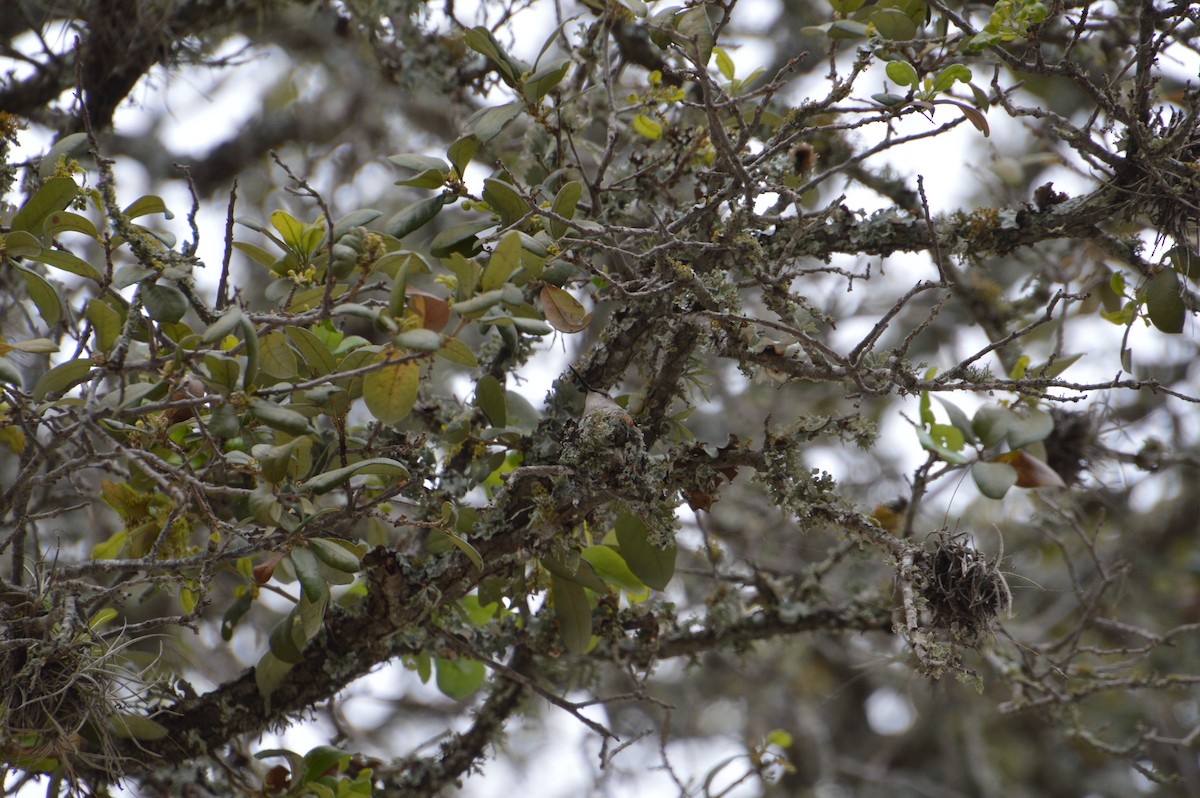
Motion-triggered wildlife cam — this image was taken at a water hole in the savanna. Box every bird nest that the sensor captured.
[918,533,1012,649]
[0,582,155,790]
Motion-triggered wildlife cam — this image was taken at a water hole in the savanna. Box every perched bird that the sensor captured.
[869,497,910,537]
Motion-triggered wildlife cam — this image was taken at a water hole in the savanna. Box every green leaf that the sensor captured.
[447,135,480,177]
[542,556,608,594]
[1167,244,1199,282]
[233,241,277,269]
[363,359,420,423]
[430,529,484,570]
[451,288,506,317]
[715,47,735,80]
[429,221,492,258]
[437,337,478,367]
[109,714,169,742]
[1145,268,1186,333]
[392,328,442,352]
[632,114,663,141]
[123,194,174,221]
[871,92,910,107]
[332,209,381,241]
[3,230,42,257]
[86,299,123,353]
[548,180,583,238]
[1005,408,1054,450]
[289,547,327,603]
[1030,352,1082,379]
[581,545,648,598]
[482,232,522,291]
[38,132,89,179]
[463,26,526,86]
[14,265,63,327]
[615,506,676,591]
[916,424,970,464]
[931,64,972,94]
[33,357,94,400]
[384,194,446,241]
[301,746,351,785]
[269,210,308,253]
[523,58,571,103]
[886,60,919,87]
[248,398,311,435]
[482,178,529,228]
[142,283,188,323]
[829,19,870,38]
[552,575,593,655]
[972,461,1017,499]
[868,7,917,40]
[464,102,523,143]
[207,403,240,437]
[509,317,554,336]
[202,306,244,344]
[918,389,934,426]
[308,538,363,573]
[12,177,78,235]
[301,457,410,494]
[26,248,102,281]
[256,650,296,706]
[257,330,298,381]
[829,0,866,12]
[971,405,1013,449]
[8,338,58,354]
[286,326,337,376]
[475,374,507,427]
[674,6,714,64]
[435,656,486,700]
[934,397,977,444]
[43,210,99,240]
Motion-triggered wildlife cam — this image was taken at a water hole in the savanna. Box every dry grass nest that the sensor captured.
[1,582,154,790]
[918,534,1012,648]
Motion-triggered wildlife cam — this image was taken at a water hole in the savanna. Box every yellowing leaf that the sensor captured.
[540,285,592,333]
[632,114,663,141]
[996,450,1067,489]
[363,359,420,423]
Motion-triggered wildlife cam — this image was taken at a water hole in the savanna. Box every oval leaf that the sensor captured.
[1145,268,1186,333]
[383,194,447,240]
[997,450,1067,489]
[12,177,77,234]
[540,285,591,333]
[301,457,410,494]
[551,574,593,655]
[33,357,94,400]
[972,461,1018,499]
[435,656,486,700]
[308,538,363,573]
[289,547,327,603]
[615,506,676,591]
[1006,408,1054,450]
[549,180,583,238]
[142,283,189,324]
[475,374,507,427]
[363,359,420,423]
